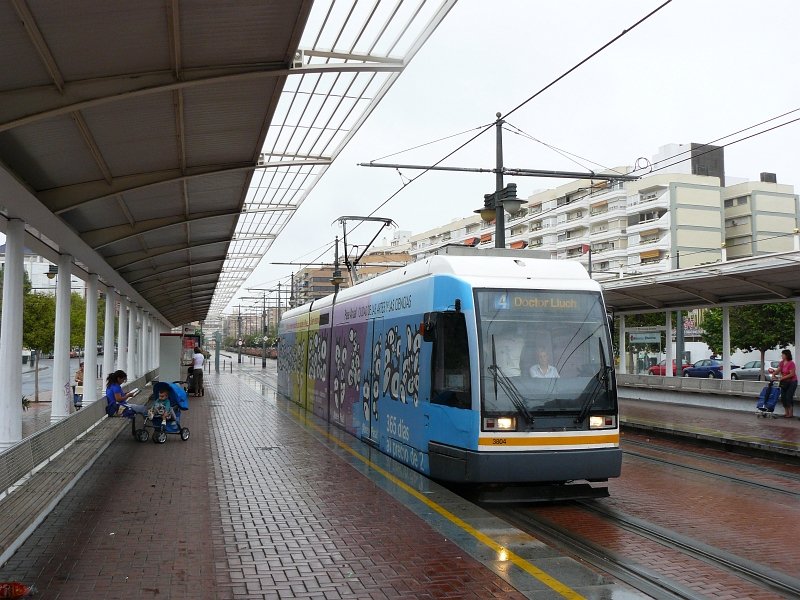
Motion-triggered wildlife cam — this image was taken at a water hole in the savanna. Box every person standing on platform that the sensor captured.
[188,346,205,397]
[777,349,797,419]
[192,347,205,371]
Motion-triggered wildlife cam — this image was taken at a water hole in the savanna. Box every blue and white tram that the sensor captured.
[277,248,621,498]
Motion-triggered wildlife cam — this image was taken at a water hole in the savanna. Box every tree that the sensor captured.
[699,309,723,355]
[701,303,795,380]
[70,292,86,350]
[23,292,56,402]
[23,292,56,353]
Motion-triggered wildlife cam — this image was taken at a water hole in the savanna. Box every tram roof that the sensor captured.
[0,1,456,326]
[283,252,600,321]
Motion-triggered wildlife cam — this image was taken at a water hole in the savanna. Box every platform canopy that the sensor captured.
[0,0,455,326]
[602,251,800,314]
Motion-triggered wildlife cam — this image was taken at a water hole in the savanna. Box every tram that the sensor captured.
[277,246,621,500]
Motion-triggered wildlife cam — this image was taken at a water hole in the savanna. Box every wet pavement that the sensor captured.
[5,365,797,599]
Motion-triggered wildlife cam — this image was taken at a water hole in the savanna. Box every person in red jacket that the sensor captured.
[777,349,797,418]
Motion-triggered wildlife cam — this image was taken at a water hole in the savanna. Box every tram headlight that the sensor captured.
[483,416,516,431]
[589,415,616,429]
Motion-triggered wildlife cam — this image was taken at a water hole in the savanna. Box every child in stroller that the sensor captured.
[131,381,190,444]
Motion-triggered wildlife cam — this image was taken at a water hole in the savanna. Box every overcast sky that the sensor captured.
[230,0,800,312]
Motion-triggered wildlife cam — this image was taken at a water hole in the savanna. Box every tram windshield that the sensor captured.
[475,289,615,420]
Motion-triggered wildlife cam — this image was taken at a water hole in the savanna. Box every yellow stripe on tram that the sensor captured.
[479,433,619,447]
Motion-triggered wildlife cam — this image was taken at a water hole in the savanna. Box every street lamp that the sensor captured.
[474,182,525,246]
[472,113,525,248]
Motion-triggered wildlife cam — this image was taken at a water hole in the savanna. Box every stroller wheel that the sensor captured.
[135,429,150,442]
[154,431,167,444]
[180,428,190,441]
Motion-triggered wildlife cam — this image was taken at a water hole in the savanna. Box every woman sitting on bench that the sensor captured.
[105,370,148,417]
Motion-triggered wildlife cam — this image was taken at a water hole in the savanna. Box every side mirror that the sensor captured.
[421,312,437,342]
[607,312,615,340]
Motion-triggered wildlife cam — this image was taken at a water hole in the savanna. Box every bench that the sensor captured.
[0,370,157,567]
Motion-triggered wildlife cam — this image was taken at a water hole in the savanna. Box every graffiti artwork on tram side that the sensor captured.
[363,336,382,422]
[307,332,327,382]
[363,322,424,422]
[382,325,423,407]
[332,328,361,421]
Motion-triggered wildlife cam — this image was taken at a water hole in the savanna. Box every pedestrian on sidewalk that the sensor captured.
[73,361,84,409]
[777,349,797,419]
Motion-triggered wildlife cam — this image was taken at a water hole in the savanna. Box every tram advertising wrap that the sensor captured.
[278,249,621,499]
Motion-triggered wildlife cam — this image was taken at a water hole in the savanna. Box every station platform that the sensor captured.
[619,397,800,459]
[3,366,798,599]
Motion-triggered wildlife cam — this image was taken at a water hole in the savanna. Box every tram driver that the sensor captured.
[529,348,560,378]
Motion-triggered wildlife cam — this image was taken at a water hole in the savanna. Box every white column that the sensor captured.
[722,306,731,379]
[127,304,137,379]
[103,288,117,381]
[141,313,148,374]
[82,274,99,405]
[618,314,626,375]
[118,297,128,373]
[0,219,25,449]
[51,254,73,421]
[138,308,145,376]
[665,311,674,378]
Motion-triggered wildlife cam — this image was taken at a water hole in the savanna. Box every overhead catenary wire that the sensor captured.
[638,115,800,177]
[354,0,673,226]
[631,106,800,175]
[502,122,627,176]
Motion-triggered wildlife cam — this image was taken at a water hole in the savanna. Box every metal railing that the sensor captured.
[0,369,158,497]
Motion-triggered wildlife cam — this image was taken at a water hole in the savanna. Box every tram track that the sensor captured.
[494,501,800,600]
[623,437,800,483]
[622,447,800,498]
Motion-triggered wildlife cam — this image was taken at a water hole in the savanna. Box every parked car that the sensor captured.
[682,358,740,378]
[730,360,780,381]
[647,359,691,376]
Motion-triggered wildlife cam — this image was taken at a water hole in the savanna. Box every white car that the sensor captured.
[730,360,780,381]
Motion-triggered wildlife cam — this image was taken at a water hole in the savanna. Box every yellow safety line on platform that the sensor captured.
[287,406,587,600]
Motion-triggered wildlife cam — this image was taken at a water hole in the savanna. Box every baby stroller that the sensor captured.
[132,381,190,444]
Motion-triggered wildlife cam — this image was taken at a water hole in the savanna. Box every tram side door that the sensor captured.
[361,316,382,445]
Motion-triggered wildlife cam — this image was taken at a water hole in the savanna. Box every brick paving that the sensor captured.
[209,374,527,600]
[3,371,528,599]
[4,373,796,599]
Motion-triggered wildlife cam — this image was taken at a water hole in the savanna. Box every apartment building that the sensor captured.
[0,244,86,296]
[722,175,799,259]
[409,145,799,278]
[294,249,412,305]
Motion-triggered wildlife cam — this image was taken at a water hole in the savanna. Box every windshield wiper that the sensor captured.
[575,337,611,424]
[490,335,534,425]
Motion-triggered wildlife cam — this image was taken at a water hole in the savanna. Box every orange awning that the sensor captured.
[639,249,660,259]
[510,240,527,249]
[463,236,480,246]
[480,233,493,243]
